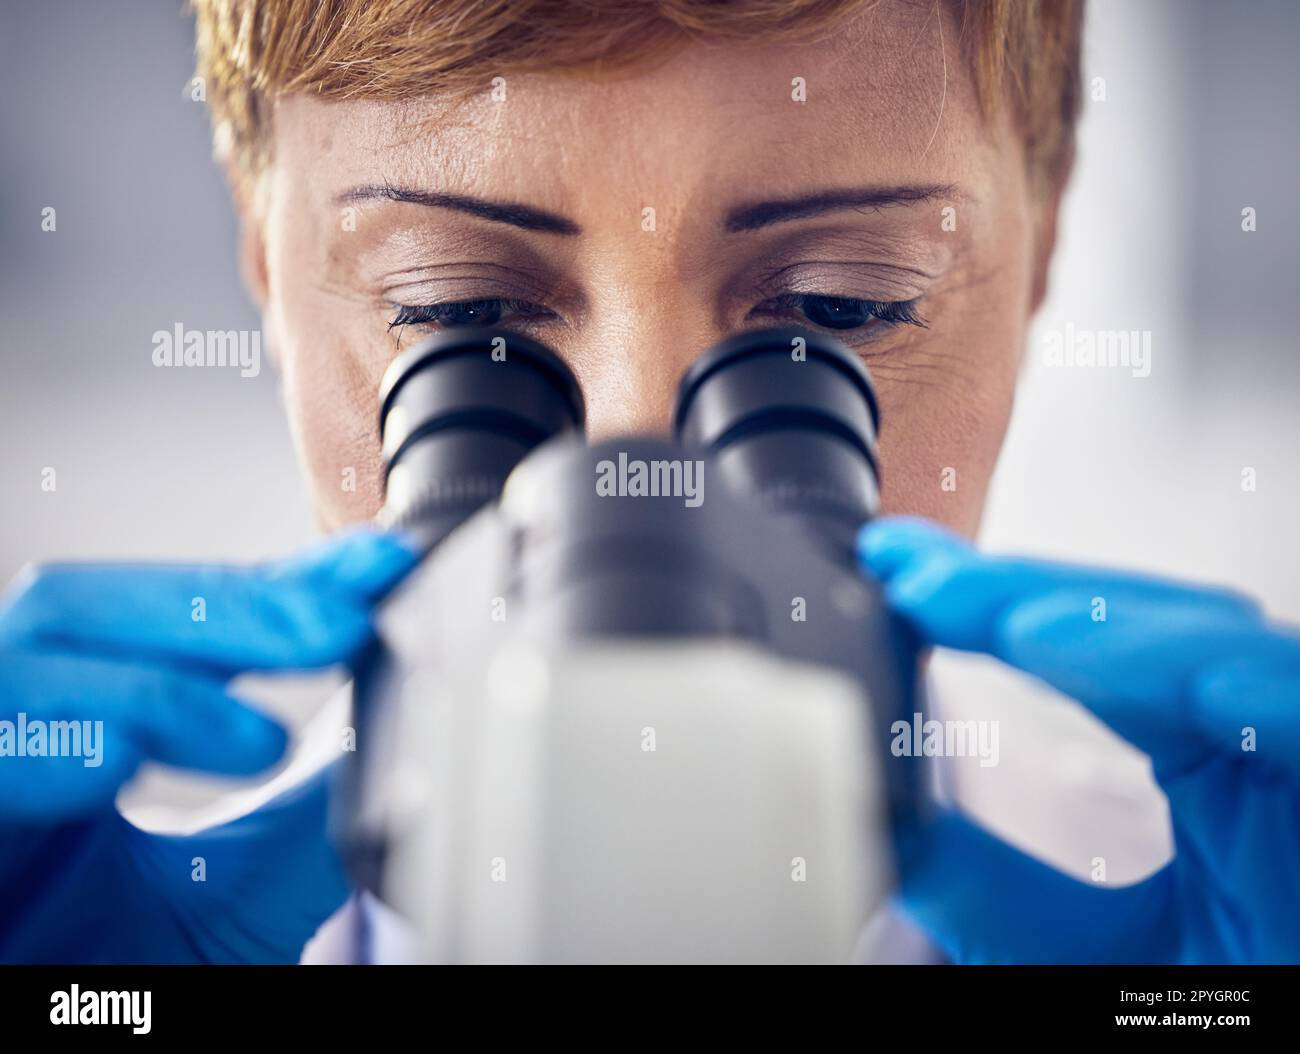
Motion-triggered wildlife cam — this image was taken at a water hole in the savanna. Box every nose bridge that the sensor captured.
[564,174,733,441]
[571,284,721,441]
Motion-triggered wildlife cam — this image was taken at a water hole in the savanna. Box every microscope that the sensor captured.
[338,326,922,964]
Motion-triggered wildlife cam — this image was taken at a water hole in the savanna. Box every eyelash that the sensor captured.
[388,299,556,332]
[387,293,927,338]
[751,293,927,332]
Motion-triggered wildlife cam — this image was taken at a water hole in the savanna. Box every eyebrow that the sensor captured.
[337,183,581,235]
[724,184,958,233]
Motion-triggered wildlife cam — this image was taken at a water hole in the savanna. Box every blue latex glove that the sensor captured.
[858,516,1300,965]
[0,529,419,963]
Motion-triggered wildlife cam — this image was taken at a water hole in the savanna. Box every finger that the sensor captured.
[993,591,1293,773]
[857,515,971,579]
[0,721,141,820]
[1191,644,1300,779]
[858,517,1284,771]
[896,808,1180,964]
[133,766,351,963]
[857,517,1259,654]
[0,528,421,673]
[0,651,287,820]
[265,526,422,603]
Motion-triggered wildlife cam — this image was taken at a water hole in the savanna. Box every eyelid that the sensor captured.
[387,298,563,336]
[750,261,934,303]
[377,266,583,320]
[382,274,547,305]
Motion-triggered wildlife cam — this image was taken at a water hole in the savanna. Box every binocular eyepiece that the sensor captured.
[377,330,586,546]
[378,326,883,546]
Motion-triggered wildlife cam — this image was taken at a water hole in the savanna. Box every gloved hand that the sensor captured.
[0,529,419,963]
[858,516,1300,965]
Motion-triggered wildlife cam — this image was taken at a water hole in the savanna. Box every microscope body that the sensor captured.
[342,328,922,963]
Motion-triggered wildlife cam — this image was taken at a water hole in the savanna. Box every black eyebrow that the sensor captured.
[338,183,581,235]
[724,184,958,233]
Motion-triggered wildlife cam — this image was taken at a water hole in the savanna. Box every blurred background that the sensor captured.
[1,2,1298,877]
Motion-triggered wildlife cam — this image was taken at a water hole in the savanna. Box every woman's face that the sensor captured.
[240,5,1057,536]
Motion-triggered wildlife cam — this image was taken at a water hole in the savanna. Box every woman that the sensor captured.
[1,0,1296,964]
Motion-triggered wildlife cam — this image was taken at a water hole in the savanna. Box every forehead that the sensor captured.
[270,2,1002,214]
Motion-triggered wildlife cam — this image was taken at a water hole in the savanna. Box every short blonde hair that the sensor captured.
[193,0,1083,191]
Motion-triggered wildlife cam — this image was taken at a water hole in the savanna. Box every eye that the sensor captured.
[750,293,927,334]
[388,298,557,333]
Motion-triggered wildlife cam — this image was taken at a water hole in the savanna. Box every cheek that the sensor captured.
[870,190,1035,536]
[875,374,1015,535]
[265,191,391,529]
[273,304,388,530]
[871,311,1025,537]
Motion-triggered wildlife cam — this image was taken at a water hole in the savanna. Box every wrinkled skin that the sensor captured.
[231,2,1064,535]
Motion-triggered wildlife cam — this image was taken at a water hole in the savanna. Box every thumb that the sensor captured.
[128,766,350,964]
[895,808,1179,964]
